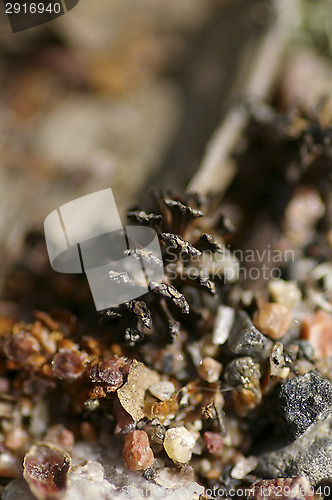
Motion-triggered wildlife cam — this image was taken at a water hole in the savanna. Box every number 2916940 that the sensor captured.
[5,3,61,14]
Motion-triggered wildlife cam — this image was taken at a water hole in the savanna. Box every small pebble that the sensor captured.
[302,309,332,358]
[232,386,261,415]
[163,427,196,463]
[310,263,332,291]
[253,303,291,340]
[212,305,235,345]
[149,381,175,401]
[23,443,71,500]
[90,357,124,388]
[198,357,222,383]
[117,360,159,422]
[123,430,154,471]
[4,428,29,452]
[268,279,302,309]
[224,356,260,387]
[186,419,203,432]
[203,432,223,456]
[224,357,261,415]
[294,359,315,376]
[4,334,40,365]
[291,340,316,361]
[0,450,22,479]
[279,370,332,440]
[231,455,258,479]
[283,187,325,246]
[0,377,10,393]
[228,311,272,358]
[44,424,74,450]
[270,342,290,379]
[199,458,212,476]
[146,421,166,445]
[52,349,86,380]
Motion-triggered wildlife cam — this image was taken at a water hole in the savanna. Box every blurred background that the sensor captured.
[0,0,332,287]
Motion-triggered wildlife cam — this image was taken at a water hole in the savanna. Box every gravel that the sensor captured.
[3,439,204,500]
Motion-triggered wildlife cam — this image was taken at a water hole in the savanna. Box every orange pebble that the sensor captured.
[253,303,291,340]
[123,430,154,471]
[302,309,332,358]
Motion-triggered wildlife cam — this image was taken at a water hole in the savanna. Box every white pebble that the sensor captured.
[199,458,212,475]
[231,456,258,479]
[212,305,235,345]
[149,381,175,401]
[268,279,301,309]
[163,427,196,463]
[198,357,222,383]
[186,420,203,432]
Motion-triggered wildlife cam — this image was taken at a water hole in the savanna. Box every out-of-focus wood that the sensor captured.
[188,0,299,196]
[279,49,332,111]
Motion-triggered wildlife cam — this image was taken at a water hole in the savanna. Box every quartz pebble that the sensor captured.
[65,461,116,499]
[23,443,71,500]
[279,371,332,440]
[149,381,175,401]
[269,342,290,379]
[153,468,204,498]
[268,279,301,309]
[198,357,222,383]
[212,305,235,345]
[302,309,332,358]
[123,430,154,471]
[253,303,291,340]
[199,458,212,476]
[163,427,196,463]
[230,455,257,479]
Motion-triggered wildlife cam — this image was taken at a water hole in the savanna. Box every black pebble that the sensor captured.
[227,310,272,359]
[279,370,332,440]
[292,339,316,360]
[255,419,332,487]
